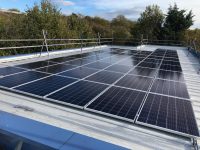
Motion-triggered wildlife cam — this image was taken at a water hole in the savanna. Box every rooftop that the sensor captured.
[0,45,199,150]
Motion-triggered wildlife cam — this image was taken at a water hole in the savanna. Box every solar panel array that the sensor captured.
[0,48,199,138]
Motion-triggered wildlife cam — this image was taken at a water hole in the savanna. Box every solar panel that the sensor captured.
[64,58,96,66]
[86,86,146,121]
[16,61,56,69]
[115,75,153,91]
[150,79,189,99]
[157,70,185,82]
[105,64,132,73]
[58,67,98,79]
[160,64,182,72]
[14,76,77,96]
[0,71,49,88]
[85,70,123,84]
[137,93,199,137]
[116,59,139,67]
[138,62,160,69]
[85,62,110,69]
[47,80,108,108]
[50,56,77,63]
[129,67,157,77]
[36,64,77,74]
[0,66,26,76]
[161,60,180,66]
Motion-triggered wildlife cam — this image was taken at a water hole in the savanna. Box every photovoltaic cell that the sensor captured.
[0,66,26,76]
[87,86,146,120]
[49,56,77,63]
[105,64,132,73]
[16,61,56,69]
[36,64,77,74]
[157,70,185,82]
[58,67,98,79]
[160,64,182,72]
[0,71,49,88]
[14,75,77,96]
[115,75,153,91]
[129,67,157,77]
[137,93,199,137]
[150,79,189,99]
[47,80,108,107]
[85,62,110,69]
[138,62,160,69]
[85,70,123,84]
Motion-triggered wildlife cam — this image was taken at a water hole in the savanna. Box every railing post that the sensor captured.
[98,32,101,46]
[80,33,83,53]
[111,31,114,47]
[42,29,49,57]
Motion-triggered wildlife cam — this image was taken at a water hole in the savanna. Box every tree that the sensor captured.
[133,5,164,40]
[163,4,194,40]
[111,15,135,39]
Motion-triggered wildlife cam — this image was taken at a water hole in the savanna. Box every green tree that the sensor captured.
[163,4,194,40]
[133,5,164,40]
[111,15,135,39]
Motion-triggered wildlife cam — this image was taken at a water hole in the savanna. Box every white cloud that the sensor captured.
[53,0,75,6]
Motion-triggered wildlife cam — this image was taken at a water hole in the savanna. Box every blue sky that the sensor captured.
[0,0,200,28]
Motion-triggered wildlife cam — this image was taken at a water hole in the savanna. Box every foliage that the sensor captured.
[132,5,164,40]
[163,4,194,40]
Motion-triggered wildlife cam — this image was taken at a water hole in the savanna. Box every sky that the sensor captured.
[0,0,200,28]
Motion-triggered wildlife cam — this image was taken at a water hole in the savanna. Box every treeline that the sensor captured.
[0,0,199,55]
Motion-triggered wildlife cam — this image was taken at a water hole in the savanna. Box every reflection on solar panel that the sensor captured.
[129,67,157,77]
[36,64,77,74]
[138,62,160,69]
[58,67,98,79]
[160,64,182,72]
[14,76,77,96]
[150,79,189,99]
[86,86,146,121]
[137,93,199,137]
[157,70,185,82]
[47,81,108,108]
[86,70,123,84]
[115,75,153,91]
[85,62,110,69]
[17,61,56,69]
[0,66,26,76]
[105,64,132,73]
[0,71,49,88]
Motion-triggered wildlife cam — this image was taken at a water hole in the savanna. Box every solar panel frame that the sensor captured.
[46,80,108,109]
[136,93,199,138]
[85,86,146,123]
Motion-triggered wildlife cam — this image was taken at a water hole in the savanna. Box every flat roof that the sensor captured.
[0,45,199,149]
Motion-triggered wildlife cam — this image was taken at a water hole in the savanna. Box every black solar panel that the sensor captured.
[85,62,110,69]
[138,62,160,69]
[116,59,139,66]
[129,67,157,77]
[137,93,199,137]
[85,70,123,84]
[0,66,26,76]
[49,56,77,63]
[36,64,77,74]
[0,71,49,88]
[14,76,77,96]
[58,67,98,79]
[47,80,108,107]
[105,64,132,73]
[160,64,182,72]
[161,60,180,66]
[87,86,146,121]
[150,79,189,99]
[157,70,185,82]
[64,58,96,66]
[16,61,56,69]
[115,75,153,91]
